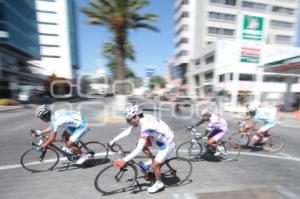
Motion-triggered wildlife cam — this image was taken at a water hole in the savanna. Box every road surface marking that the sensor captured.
[1,150,300,172]
[276,185,299,199]
[10,122,32,131]
[0,151,111,171]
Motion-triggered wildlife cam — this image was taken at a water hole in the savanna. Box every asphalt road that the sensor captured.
[0,98,300,199]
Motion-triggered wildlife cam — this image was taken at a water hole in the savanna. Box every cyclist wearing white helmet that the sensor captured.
[190,107,228,156]
[108,104,176,193]
[34,105,90,164]
[240,103,277,144]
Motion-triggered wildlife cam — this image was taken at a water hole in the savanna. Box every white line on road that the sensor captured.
[184,193,198,199]
[10,122,32,132]
[0,152,111,172]
[1,150,299,172]
[239,151,300,162]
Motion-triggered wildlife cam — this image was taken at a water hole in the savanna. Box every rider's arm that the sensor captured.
[123,138,147,162]
[41,126,51,134]
[110,126,133,144]
[240,115,252,122]
[194,120,204,127]
[41,132,56,148]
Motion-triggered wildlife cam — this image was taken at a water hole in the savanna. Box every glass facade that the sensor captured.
[0,0,40,59]
[67,0,79,70]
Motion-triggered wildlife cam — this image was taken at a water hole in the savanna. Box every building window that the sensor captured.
[272,6,294,15]
[242,1,267,11]
[36,10,57,14]
[210,0,236,6]
[175,0,189,12]
[176,50,189,58]
[205,54,215,64]
[239,74,256,81]
[175,38,188,47]
[41,55,61,58]
[195,58,201,65]
[208,12,236,22]
[40,44,60,47]
[205,72,213,80]
[208,27,234,36]
[270,20,293,29]
[230,73,233,81]
[38,21,58,25]
[175,12,189,24]
[175,25,188,35]
[275,35,292,43]
[39,33,59,36]
[263,75,285,82]
[219,74,225,82]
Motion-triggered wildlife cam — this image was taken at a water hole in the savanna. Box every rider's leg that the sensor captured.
[148,141,175,193]
[142,145,154,165]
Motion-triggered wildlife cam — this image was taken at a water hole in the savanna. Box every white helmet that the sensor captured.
[35,105,51,118]
[123,104,142,120]
[201,108,212,118]
[248,104,258,116]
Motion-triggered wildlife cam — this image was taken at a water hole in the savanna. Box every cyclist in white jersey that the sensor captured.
[239,104,277,144]
[33,105,90,164]
[108,104,176,193]
[190,108,228,156]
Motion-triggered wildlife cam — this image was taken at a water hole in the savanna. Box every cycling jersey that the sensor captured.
[139,114,175,149]
[254,107,277,124]
[51,110,84,133]
[206,114,228,132]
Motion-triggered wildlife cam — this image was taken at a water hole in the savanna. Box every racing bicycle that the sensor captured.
[20,129,108,172]
[176,126,241,162]
[94,143,193,195]
[229,122,285,153]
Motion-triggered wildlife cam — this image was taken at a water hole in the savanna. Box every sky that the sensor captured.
[76,0,174,78]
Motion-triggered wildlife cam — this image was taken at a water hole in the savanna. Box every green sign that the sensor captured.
[242,15,264,41]
[240,55,259,63]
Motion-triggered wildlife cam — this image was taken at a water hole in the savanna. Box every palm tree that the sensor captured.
[102,40,135,78]
[81,0,158,80]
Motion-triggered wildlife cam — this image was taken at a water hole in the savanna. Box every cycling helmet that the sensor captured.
[247,104,257,116]
[201,108,212,119]
[35,105,51,118]
[123,104,142,120]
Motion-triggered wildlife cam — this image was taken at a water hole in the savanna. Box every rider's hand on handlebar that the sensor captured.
[108,140,115,148]
[35,130,42,136]
[187,126,194,130]
[114,159,125,168]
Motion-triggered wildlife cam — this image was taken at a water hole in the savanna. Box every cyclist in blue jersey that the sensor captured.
[33,105,90,164]
[239,104,277,144]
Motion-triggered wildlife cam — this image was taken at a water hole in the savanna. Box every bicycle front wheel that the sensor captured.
[80,141,108,161]
[263,136,285,153]
[176,141,202,160]
[216,141,241,162]
[160,157,193,186]
[94,163,137,195]
[20,147,59,172]
[229,133,250,147]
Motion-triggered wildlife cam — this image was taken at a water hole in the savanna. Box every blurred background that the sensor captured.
[0,0,300,115]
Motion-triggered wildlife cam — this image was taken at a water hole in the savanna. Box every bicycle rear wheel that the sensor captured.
[80,141,108,161]
[94,163,137,195]
[20,147,59,172]
[176,141,202,160]
[263,136,285,153]
[216,141,241,162]
[229,133,250,147]
[160,157,192,186]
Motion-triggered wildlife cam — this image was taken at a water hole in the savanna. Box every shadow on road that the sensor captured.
[56,158,110,172]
